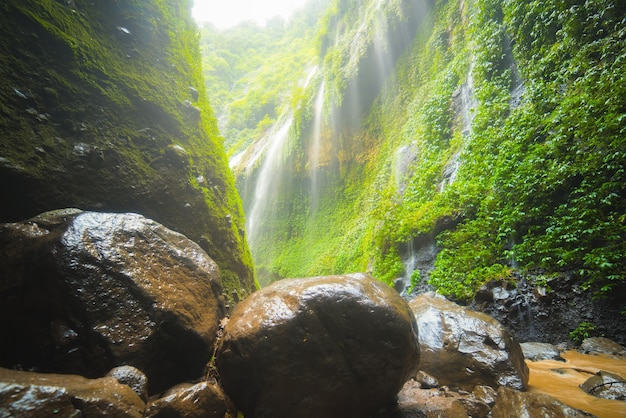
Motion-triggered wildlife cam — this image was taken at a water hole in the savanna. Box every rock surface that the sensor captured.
[0,367,145,418]
[472,277,626,346]
[145,381,235,418]
[0,0,255,298]
[410,292,528,391]
[374,381,497,418]
[216,273,420,418]
[377,380,469,418]
[580,337,626,357]
[520,342,563,361]
[107,365,148,402]
[490,387,593,418]
[580,370,626,401]
[0,210,225,393]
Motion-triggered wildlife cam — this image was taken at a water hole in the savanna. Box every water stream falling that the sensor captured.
[400,66,478,286]
[439,64,477,192]
[309,81,326,214]
[458,63,477,137]
[245,116,293,247]
[373,7,394,83]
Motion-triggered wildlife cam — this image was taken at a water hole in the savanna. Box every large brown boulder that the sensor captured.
[409,292,528,391]
[491,387,593,418]
[0,367,145,418]
[0,210,226,393]
[580,370,626,401]
[216,273,420,418]
[580,337,626,357]
[144,381,236,418]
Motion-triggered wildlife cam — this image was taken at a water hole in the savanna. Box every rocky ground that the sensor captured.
[1,211,625,417]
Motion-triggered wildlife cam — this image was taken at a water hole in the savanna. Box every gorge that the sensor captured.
[207,0,625,345]
[1,0,625,417]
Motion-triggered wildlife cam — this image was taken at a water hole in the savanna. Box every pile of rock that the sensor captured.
[2,210,618,417]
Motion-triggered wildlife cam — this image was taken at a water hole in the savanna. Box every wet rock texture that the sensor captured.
[106,365,148,402]
[216,273,420,418]
[410,292,529,391]
[580,337,626,357]
[374,380,498,418]
[520,342,563,361]
[580,370,626,401]
[0,210,225,393]
[145,381,236,418]
[491,387,593,418]
[471,277,626,346]
[0,367,145,418]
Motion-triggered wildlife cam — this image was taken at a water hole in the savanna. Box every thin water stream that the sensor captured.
[526,350,626,417]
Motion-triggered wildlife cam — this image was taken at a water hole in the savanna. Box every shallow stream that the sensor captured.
[526,350,626,417]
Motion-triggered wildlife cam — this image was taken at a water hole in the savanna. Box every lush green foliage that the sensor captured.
[569,321,597,344]
[211,0,625,303]
[199,1,329,157]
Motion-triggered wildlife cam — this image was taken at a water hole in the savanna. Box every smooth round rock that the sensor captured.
[216,273,420,418]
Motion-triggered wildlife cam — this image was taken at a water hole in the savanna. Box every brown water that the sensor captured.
[526,350,626,418]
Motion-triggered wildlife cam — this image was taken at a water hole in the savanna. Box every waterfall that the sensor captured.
[458,64,477,137]
[393,142,419,196]
[245,116,293,247]
[400,239,417,295]
[243,66,320,248]
[440,64,477,192]
[398,236,438,296]
[373,7,393,84]
[509,63,525,110]
[309,81,326,214]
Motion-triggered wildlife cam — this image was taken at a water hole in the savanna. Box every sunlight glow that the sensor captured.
[192,0,309,29]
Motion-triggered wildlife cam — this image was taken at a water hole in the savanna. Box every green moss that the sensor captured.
[200,0,624,307]
[0,0,256,296]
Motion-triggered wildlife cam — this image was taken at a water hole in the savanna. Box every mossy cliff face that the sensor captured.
[0,0,256,297]
[230,0,625,314]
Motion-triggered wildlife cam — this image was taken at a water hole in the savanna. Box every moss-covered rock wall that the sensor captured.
[0,0,256,298]
[229,0,625,310]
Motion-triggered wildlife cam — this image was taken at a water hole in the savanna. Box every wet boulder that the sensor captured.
[409,292,528,391]
[520,342,563,361]
[580,370,626,401]
[145,381,235,418]
[216,273,420,418]
[0,210,226,393]
[379,380,470,417]
[491,387,592,417]
[0,367,145,418]
[374,382,497,418]
[107,365,149,402]
[580,337,626,357]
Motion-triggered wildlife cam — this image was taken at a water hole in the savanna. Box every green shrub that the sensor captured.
[569,321,596,345]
